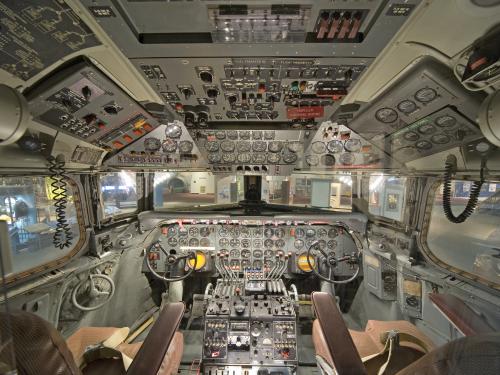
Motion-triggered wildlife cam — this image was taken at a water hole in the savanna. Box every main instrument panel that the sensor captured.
[146,219,359,278]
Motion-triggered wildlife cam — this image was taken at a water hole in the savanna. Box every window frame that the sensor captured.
[98,171,143,222]
[420,179,500,291]
[2,176,87,284]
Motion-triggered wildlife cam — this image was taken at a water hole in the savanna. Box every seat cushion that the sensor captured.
[313,319,435,369]
[156,331,184,375]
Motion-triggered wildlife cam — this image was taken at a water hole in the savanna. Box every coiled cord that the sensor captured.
[442,155,484,224]
[48,155,73,249]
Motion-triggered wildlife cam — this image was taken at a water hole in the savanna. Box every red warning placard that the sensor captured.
[286,106,324,119]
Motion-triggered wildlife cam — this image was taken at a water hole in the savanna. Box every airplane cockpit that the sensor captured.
[1,1,500,374]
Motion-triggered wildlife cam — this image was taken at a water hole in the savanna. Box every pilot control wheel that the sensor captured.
[145,241,198,283]
[306,225,362,284]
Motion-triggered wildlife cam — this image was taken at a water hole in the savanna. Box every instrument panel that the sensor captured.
[155,221,358,275]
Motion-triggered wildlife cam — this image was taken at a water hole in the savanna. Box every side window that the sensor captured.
[0,176,82,276]
[368,175,407,221]
[426,181,500,285]
[100,172,138,218]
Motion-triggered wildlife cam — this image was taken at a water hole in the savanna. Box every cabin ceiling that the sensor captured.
[0,0,499,176]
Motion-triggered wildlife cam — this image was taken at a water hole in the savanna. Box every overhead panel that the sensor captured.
[0,0,100,81]
[25,59,162,153]
[332,58,486,165]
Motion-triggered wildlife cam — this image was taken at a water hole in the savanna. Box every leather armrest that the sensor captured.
[312,292,367,375]
[428,293,494,336]
[126,302,185,375]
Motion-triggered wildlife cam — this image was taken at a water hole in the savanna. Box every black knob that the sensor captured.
[182,88,193,100]
[207,88,218,98]
[199,71,213,83]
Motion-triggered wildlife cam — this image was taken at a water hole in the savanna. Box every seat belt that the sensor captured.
[361,330,432,375]
[80,327,133,371]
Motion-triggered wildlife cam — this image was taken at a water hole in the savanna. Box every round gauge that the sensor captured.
[254,239,263,248]
[264,239,274,248]
[403,131,420,141]
[162,139,177,153]
[227,130,238,140]
[188,238,199,247]
[230,227,240,237]
[295,228,305,238]
[264,250,274,258]
[327,140,344,154]
[253,227,263,237]
[321,154,336,166]
[252,131,262,140]
[435,115,457,128]
[344,139,362,152]
[237,153,251,163]
[207,153,221,163]
[144,137,161,152]
[431,134,451,144]
[189,227,199,236]
[306,228,316,238]
[241,249,251,258]
[328,228,338,238]
[327,240,337,249]
[294,239,304,249]
[375,108,398,123]
[200,227,210,237]
[222,153,236,163]
[215,131,226,140]
[415,140,433,150]
[415,87,437,103]
[264,228,274,238]
[417,123,436,135]
[275,228,285,238]
[219,227,229,237]
[187,251,206,270]
[200,238,210,247]
[165,123,182,138]
[167,237,178,246]
[179,237,188,246]
[267,153,281,164]
[252,141,267,152]
[312,141,326,154]
[167,226,177,237]
[219,238,229,247]
[287,141,302,153]
[240,227,250,238]
[268,141,283,153]
[241,239,251,248]
[253,260,263,269]
[237,141,251,152]
[179,140,193,153]
[205,141,219,152]
[275,239,286,248]
[240,131,251,140]
[397,100,418,114]
[230,238,240,247]
[230,259,240,269]
[229,249,240,258]
[317,228,327,237]
[252,153,267,163]
[297,253,315,273]
[253,250,263,258]
[339,153,355,165]
[241,259,250,269]
[264,131,275,140]
[305,154,319,166]
[283,152,298,164]
[221,140,235,152]
[317,240,327,250]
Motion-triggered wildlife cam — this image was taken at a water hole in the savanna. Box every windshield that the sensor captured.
[426,180,500,286]
[153,172,353,211]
